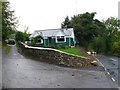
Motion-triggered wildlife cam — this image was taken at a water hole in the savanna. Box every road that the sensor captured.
[95,55,119,86]
[2,45,118,88]
[0,41,2,89]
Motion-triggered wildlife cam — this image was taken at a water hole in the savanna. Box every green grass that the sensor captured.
[0,44,2,49]
[58,48,84,56]
[2,41,7,47]
[6,46,12,54]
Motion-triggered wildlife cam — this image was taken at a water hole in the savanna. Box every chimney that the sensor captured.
[64,25,68,30]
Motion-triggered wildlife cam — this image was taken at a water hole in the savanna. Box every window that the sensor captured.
[37,39,43,43]
[48,37,52,44]
[56,36,65,42]
[61,36,64,38]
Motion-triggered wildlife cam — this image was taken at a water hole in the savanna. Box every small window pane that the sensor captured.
[61,36,64,38]
[57,36,60,38]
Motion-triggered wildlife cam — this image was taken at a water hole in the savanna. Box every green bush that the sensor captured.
[112,41,120,57]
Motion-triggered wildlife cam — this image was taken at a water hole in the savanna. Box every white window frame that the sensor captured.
[37,39,43,44]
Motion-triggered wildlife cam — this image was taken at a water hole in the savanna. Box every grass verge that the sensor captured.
[0,44,2,49]
[2,41,7,48]
[58,48,84,56]
[6,46,12,54]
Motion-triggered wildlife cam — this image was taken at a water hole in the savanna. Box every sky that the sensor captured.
[8,0,119,33]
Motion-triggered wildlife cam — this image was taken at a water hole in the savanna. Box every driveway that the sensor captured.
[2,45,118,88]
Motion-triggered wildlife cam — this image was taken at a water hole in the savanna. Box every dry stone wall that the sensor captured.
[18,42,95,68]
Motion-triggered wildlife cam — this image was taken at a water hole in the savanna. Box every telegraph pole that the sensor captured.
[75,0,77,15]
[118,1,120,21]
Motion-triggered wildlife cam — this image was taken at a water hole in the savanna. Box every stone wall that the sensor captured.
[18,42,95,68]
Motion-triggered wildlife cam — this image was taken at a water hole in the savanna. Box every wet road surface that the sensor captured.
[0,41,2,89]
[95,55,119,85]
[2,45,118,88]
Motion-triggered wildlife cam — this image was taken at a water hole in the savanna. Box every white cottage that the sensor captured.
[29,28,75,47]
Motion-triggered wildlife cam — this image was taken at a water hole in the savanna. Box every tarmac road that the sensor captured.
[0,41,2,89]
[95,55,119,86]
[2,45,118,88]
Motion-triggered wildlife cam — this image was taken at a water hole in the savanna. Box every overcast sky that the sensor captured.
[9,0,119,33]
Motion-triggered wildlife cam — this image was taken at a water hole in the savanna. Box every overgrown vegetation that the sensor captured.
[1,1,30,44]
[58,48,84,56]
[0,2,2,41]
[0,44,2,49]
[15,30,29,43]
[2,41,7,47]
[6,46,11,54]
[2,2,18,42]
[62,13,120,57]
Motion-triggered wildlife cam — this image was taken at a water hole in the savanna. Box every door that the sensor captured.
[48,37,52,46]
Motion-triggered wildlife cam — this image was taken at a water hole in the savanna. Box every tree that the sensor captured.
[112,41,120,57]
[15,26,29,42]
[15,30,29,42]
[0,2,2,41]
[70,12,106,47]
[61,16,72,28]
[2,2,18,41]
[88,36,106,53]
[23,25,29,41]
[89,17,120,56]
[15,31,24,42]
[103,17,120,55]
[103,17,119,30]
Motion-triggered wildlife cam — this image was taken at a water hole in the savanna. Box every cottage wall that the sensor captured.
[35,37,75,47]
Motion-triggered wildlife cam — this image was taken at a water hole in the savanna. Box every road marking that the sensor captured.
[107,72,110,75]
[111,77,116,82]
[95,56,117,83]
[104,68,107,71]
[110,58,117,62]
[95,56,118,84]
[94,57,104,67]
